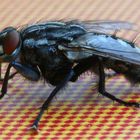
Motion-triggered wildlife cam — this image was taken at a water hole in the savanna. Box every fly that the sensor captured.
[0,20,139,131]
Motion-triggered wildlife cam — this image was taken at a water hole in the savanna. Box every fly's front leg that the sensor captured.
[0,72,18,81]
[98,58,139,108]
[7,71,18,80]
[12,62,40,81]
[0,63,2,81]
[29,69,74,131]
[0,61,40,99]
[0,63,18,81]
[0,63,13,98]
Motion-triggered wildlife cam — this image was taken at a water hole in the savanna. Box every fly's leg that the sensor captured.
[98,58,139,108]
[0,61,40,99]
[8,71,18,79]
[29,69,74,131]
[0,63,13,99]
[0,71,18,81]
[0,63,2,81]
[12,61,40,81]
[0,62,18,81]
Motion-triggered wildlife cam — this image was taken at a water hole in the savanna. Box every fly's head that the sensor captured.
[0,27,22,62]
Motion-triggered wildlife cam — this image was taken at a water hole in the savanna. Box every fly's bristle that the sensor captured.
[132,32,140,43]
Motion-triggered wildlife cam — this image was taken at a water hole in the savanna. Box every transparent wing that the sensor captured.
[77,20,137,33]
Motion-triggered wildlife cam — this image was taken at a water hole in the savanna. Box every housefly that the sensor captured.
[0,20,139,131]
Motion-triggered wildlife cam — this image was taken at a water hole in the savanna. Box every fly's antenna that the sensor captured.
[132,32,140,43]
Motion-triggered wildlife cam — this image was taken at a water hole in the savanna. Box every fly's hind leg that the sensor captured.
[98,57,139,108]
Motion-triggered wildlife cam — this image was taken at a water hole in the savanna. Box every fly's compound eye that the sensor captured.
[2,30,20,55]
[0,27,21,62]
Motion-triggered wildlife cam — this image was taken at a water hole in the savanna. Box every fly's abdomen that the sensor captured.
[104,59,140,84]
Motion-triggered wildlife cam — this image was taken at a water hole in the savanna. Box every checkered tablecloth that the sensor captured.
[0,0,140,140]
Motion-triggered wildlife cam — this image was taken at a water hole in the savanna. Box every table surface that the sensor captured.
[0,0,140,140]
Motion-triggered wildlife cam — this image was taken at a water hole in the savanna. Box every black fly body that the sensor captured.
[0,20,139,131]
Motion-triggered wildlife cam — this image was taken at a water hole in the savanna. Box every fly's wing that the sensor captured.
[76,20,137,33]
[59,33,140,65]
